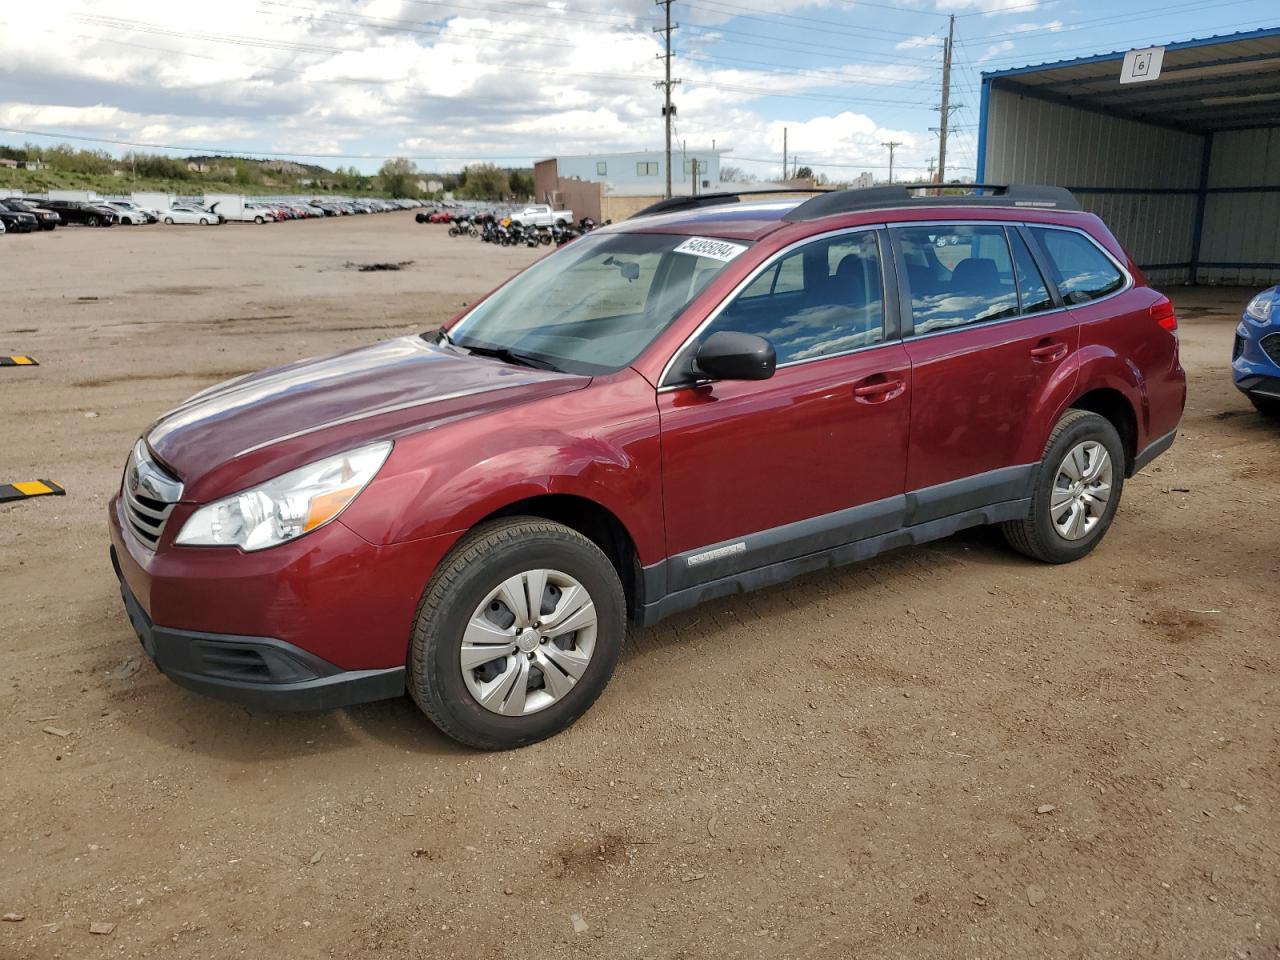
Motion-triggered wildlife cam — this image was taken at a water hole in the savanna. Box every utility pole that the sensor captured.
[937,14,954,186]
[654,0,680,199]
[881,141,902,183]
[782,127,787,182]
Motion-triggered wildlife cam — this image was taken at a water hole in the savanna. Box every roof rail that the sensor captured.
[782,183,1081,221]
[630,188,830,219]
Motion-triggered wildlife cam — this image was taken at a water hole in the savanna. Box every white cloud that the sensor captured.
[0,0,940,176]
[975,40,1016,64]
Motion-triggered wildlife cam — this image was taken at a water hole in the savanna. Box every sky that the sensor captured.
[0,0,1275,183]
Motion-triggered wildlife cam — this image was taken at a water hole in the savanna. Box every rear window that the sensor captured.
[1031,228,1126,304]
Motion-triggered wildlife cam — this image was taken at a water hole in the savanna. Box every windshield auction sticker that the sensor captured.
[673,237,749,262]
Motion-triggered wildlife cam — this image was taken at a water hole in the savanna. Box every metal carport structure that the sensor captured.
[977,26,1280,286]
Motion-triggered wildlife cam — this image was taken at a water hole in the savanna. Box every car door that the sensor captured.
[656,227,912,593]
[891,221,1078,514]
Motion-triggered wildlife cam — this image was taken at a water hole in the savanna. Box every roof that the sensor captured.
[617,199,804,241]
[617,184,1085,238]
[981,26,1280,134]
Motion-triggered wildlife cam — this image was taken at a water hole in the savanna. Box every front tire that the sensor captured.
[1250,395,1280,420]
[164,217,174,224]
[1002,409,1125,564]
[408,518,626,750]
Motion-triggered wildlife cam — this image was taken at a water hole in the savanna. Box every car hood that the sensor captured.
[145,336,589,499]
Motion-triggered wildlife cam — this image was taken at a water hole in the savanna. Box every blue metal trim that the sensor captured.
[976,77,991,183]
[981,25,1280,81]
[1190,133,1214,285]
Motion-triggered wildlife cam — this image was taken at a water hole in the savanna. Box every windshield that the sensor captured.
[448,231,749,374]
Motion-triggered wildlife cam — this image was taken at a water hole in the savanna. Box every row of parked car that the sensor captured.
[0,195,426,233]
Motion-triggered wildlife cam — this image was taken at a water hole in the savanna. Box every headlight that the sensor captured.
[175,442,391,551]
[1245,292,1274,322]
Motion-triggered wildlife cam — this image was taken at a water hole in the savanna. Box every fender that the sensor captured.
[1052,342,1149,449]
[339,370,666,563]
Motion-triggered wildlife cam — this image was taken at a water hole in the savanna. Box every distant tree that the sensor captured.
[378,157,418,198]
[719,164,755,183]
[507,169,534,199]
[794,165,814,181]
[459,163,511,200]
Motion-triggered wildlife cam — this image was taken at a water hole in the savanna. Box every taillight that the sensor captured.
[1150,298,1177,333]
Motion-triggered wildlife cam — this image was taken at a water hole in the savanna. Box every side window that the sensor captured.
[895,224,1018,335]
[701,231,884,364]
[1009,228,1055,314]
[1031,228,1125,304]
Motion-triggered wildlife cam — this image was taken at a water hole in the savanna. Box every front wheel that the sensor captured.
[408,518,626,750]
[254,216,264,224]
[1002,409,1125,564]
[199,218,209,225]
[87,215,100,226]
[164,217,174,224]
[1250,394,1280,420]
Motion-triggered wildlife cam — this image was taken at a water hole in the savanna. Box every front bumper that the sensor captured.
[111,545,405,711]
[1233,320,1280,398]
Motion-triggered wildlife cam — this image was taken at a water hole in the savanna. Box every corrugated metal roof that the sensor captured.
[982,26,1280,133]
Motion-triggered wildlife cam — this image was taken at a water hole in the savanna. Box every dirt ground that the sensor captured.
[1,213,1276,960]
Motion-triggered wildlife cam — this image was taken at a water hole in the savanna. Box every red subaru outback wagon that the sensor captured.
[109,184,1185,748]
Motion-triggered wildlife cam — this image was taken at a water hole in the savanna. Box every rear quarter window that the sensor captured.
[1032,228,1126,304]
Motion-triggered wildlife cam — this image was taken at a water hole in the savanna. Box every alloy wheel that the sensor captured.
[460,568,597,717]
[1050,440,1112,540]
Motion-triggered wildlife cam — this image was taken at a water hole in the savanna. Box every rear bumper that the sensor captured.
[111,545,405,711]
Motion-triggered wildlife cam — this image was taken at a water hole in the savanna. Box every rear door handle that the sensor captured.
[853,374,906,403]
[1030,339,1068,363]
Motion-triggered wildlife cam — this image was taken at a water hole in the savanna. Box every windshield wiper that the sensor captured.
[460,342,559,371]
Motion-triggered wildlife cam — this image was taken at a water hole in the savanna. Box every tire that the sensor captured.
[254,216,264,224]
[164,217,174,224]
[408,517,626,750]
[1002,409,1125,564]
[87,215,99,227]
[199,218,208,225]
[1250,395,1280,419]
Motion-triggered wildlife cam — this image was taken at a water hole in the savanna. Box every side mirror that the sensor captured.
[694,331,776,381]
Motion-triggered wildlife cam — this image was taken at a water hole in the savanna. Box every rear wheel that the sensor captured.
[408,518,625,750]
[1002,409,1125,564]
[87,215,100,227]
[1250,395,1280,419]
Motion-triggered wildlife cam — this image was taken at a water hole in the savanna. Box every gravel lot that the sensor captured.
[1,213,1276,960]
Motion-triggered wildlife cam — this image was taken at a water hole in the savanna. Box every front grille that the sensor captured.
[122,441,183,546]
[1261,333,1280,365]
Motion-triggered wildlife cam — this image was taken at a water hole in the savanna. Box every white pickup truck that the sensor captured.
[510,204,573,228]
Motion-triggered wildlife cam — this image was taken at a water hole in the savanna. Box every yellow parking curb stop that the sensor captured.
[0,480,65,504]
[0,356,38,366]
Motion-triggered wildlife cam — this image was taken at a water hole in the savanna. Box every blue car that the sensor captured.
[1234,286,1280,419]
